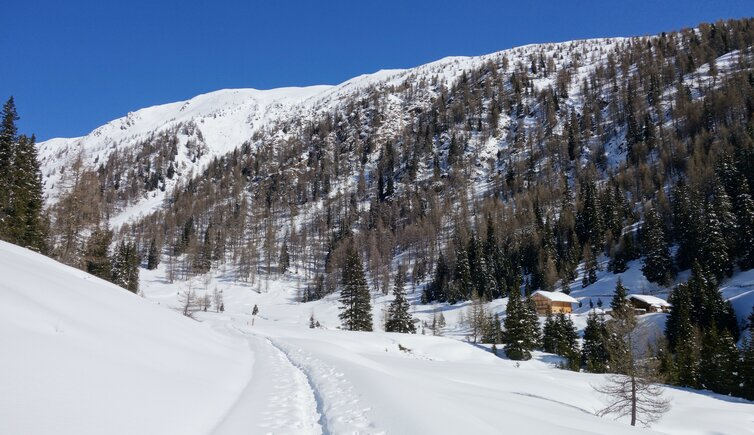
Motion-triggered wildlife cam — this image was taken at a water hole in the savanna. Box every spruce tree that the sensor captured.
[610,278,631,315]
[582,311,610,372]
[740,337,754,400]
[112,241,140,293]
[503,289,540,361]
[699,327,740,395]
[9,134,47,252]
[385,267,415,333]
[555,313,580,370]
[338,245,373,331]
[671,182,701,269]
[641,207,673,285]
[666,284,700,387]
[701,204,731,283]
[575,173,604,249]
[542,314,558,354]
[0,97,18,237]
[146,238,160,270]
[734,184,754,270]
[543,312,579,370]
[453,244,472,302]
[0,98,46,251]
[84,226,113,280]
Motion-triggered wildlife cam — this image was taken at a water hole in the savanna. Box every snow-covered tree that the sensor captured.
[582,311,610,373]
[542,312,579,370]
[641,207,673,285]
[503,290,540,360]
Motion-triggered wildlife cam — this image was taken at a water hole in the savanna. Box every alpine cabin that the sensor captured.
[531,290,579,316]
[626,294,671,314]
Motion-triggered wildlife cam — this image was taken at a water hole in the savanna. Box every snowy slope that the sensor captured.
[137,266,754,435]
[0,241,253,435]
[2,241,752,434]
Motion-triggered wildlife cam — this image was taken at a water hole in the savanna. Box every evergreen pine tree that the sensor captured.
[84,226,113,281]
[641,207,673,285]
[666,283,700,388]
[610,278,631,315]
[503,288,540,361]
[279,238,290,274]
[699,327,740,395]
[701,204,732,283]
[555,312,580,370]
[385,266,415,333]
[0,98,47,251]
[338,245,373,331]
[542,312,580,370]
[0,97,18,238]
[734,183,754,269]
[740,337,754,400]
[146,237,160,270]
[575,173,604,249]
[112,240,140,293]
[542,314,558,354]
[453,244,473,302]
[9,134,47,252]
[582,311,610,373]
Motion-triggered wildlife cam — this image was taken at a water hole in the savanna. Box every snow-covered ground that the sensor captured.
[0,241,252,435]
[3,241,753,434]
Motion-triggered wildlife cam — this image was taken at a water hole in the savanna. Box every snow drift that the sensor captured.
[0,241,252,435]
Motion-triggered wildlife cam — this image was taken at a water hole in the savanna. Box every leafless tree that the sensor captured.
[212,287,224,313]
[594,305,670,427]
[177,286,197,318]
[594,373,670,427]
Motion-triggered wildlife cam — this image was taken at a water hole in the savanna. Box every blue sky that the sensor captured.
[1,0,752,140]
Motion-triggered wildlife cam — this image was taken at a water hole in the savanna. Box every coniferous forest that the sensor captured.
[3,18,754,403]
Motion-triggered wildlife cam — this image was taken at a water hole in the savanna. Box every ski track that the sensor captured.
[212,326,322,435]
[268,339,385,435]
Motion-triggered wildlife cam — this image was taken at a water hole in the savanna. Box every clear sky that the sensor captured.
[2,0,752,141]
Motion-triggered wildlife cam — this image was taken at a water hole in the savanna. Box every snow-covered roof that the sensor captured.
[531,290,578,304]
[627,294,671,307]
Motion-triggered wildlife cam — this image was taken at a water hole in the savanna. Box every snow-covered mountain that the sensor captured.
[38,37,628,226]
[3,241,753,435]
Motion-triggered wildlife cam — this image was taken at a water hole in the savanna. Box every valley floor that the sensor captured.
[138,265,754,435]
[3,242,753,435]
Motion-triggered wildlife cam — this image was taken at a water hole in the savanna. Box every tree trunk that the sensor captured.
[630,373,637,426]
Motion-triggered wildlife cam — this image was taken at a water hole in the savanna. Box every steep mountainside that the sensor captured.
[39,19,754,316]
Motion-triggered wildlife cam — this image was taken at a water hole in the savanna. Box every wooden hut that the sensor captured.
[626,294,671,313]
[531,290,579,316]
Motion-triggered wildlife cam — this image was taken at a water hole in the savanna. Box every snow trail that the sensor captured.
[268,339,384,435]
[212,327,322,435]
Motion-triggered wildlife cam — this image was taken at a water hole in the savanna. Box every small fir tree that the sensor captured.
[338,245,373,331]
[582,311,610,373]
[385,267,415,333]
